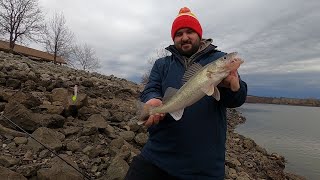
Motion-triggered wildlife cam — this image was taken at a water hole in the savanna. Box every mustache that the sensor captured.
[181,40,192,45]
[181,41,192,45]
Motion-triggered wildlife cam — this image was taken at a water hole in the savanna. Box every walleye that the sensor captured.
[138,52,243,125]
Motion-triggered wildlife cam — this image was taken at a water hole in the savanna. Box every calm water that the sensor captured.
[236,103,320,180]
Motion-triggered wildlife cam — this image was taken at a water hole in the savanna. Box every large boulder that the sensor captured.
[26,127,64,153]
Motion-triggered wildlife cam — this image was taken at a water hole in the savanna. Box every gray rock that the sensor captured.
[85,114,108,129]
[0,155,19,167]
[116,145,131,160]
[6,78,21,89]
[109,111,125,122]
[134,133,148,146]
[38,104,64,114]
[127,121,140,132]
[37,155,83,180]
[119,131,135,141]
[237,171,251,180]
[226,157,241,169]
[0,166,27,180]
[26,127,63,153]
[16,163,40,177]
[105,156,129,180]
[243,139,255,149]
[4,102,41,131]
[228,168,238,179]
[66,141,81,152]
[13,137,28,144]
[51,88,68,103]
[62,126,82,136]
[110,138,125,149]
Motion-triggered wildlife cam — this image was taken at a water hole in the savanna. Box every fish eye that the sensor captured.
[223,57,226,59]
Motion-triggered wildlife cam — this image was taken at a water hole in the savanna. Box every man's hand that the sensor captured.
[144,98,165,127]
[219,70,240,92]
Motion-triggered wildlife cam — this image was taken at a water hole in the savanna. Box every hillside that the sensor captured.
[0,51,305,180]
[246,95,320,107]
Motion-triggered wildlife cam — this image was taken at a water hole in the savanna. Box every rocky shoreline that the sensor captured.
[0,51,305,179]
[246,95,320,107]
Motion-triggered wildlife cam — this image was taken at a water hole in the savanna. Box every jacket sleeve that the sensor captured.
[140,61,163,103]
[218,77,247,108]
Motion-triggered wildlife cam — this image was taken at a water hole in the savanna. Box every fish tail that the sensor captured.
[136,101,152,125]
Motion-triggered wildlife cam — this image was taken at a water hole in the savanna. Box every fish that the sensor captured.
[138,52,243,125]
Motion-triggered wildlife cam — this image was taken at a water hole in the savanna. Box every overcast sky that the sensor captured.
[35,0,320,98]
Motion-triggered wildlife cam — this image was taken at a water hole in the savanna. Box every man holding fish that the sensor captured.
[126,7,247,180]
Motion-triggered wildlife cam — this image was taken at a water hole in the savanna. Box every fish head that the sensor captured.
[209,52,243,73]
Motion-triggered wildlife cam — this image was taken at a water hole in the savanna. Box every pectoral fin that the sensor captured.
[169,109,184,120]
[213,86,220,101]
[201,84,215,96]
[201,85,221,101]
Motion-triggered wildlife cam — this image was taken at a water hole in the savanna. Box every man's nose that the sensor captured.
[181,33,189,41]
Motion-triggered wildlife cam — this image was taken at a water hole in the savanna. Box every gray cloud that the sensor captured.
[34,0,320,98]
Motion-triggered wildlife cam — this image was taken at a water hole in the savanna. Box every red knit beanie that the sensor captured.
[171,7,202,40]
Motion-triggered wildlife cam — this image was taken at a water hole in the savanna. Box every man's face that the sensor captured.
[173,28,201,57]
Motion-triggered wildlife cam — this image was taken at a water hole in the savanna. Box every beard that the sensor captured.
[175,39,201,57]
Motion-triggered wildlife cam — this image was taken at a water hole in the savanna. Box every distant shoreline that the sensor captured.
[245,95,320,107]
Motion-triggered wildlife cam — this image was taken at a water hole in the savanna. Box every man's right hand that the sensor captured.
[144,98,165,127]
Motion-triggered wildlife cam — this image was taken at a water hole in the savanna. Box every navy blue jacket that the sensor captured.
[140,42,247,180]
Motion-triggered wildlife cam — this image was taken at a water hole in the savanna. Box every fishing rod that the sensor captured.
[0,112,92,180]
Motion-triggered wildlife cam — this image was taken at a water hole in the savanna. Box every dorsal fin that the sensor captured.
[181,63,203,84]
[163,87,179,103]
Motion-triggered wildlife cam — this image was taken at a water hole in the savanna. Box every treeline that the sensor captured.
[0,0,100,71]
[246,95,320,107]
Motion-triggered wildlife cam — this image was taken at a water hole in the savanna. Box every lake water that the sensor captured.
[236,103,320,180]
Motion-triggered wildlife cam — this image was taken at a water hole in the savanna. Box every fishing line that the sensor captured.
[0,112,92,180]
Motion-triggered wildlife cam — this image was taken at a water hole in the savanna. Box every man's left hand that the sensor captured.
[219,70,240,92]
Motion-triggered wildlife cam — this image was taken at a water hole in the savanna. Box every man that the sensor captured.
[125,7,247,180]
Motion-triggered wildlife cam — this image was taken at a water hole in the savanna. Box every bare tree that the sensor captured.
[0,0,43,51]
[42,12,74,64]
[141,47,171,84]
[70,43,101,71]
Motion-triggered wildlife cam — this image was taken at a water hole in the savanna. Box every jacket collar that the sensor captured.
[165,38,217,69]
